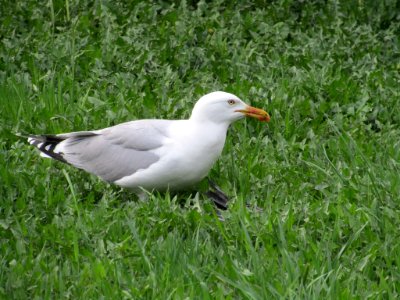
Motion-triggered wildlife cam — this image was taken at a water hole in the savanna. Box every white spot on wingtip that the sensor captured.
[37,143,44,148]
[45,144,52,151]
[40,152,52,159]
[28,137,34,144]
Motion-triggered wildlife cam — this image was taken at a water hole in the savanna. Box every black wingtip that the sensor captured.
[27,134,68,163]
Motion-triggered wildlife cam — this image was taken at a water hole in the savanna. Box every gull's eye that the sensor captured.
[227,99,236,105]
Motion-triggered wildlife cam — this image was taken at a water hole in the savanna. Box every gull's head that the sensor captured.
[190,91,270,124]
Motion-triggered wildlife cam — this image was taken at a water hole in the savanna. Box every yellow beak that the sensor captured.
[235,106,270,122]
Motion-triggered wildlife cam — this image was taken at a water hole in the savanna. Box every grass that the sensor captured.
[1,0,400,298]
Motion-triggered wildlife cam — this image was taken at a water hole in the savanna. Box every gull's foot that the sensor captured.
[204,180,263,219]
[215,209,225,222]
[205,179,229,210]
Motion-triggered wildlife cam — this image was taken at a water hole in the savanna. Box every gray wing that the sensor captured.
[31,120,173,182]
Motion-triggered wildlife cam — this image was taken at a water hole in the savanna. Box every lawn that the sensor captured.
[1,0,400,298]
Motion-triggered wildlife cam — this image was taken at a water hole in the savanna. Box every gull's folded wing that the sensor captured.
[29,120,172,182]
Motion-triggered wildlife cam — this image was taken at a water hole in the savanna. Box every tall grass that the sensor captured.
[1,0,399,298]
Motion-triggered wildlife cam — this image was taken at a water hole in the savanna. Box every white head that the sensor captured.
[190,91,270,125]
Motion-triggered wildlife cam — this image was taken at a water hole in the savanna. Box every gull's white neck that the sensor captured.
[168,116,231,143]
[189,113,232,130]
[183,117,230,145]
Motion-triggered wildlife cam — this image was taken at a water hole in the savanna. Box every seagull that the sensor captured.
[28,91,270,201]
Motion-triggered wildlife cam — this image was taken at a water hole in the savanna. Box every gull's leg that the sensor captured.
[204,179,229,221]
[205,179,229,209]
[206,179,264,214]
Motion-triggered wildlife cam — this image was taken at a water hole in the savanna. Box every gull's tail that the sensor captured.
[27,135,68,163]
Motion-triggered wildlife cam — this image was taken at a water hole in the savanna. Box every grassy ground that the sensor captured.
[1,0,400,298]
